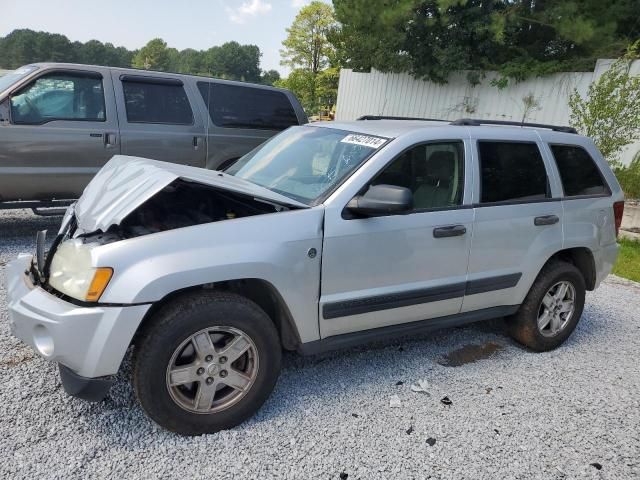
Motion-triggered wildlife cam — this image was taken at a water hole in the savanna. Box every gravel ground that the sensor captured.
[1,209,639,479]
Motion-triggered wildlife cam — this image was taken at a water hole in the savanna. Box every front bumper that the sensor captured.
[5,254,151,384]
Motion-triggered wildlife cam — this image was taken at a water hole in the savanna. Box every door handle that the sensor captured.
[534,215,559,226]
[103,133,117,148]
[193,136,201,149]
[433,225,467,238]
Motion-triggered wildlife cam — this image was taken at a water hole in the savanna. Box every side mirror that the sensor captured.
[346,184,413,217]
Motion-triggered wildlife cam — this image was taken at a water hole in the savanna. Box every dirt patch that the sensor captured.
[438,342,503,367]
[0,351,35,367]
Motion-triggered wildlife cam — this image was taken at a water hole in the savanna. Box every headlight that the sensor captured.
[48,239,113,302]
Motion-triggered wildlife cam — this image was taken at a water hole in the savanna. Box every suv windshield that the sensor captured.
[227,126,388,204]
[0,65,38,95]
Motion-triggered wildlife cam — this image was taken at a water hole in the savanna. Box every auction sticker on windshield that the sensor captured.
[340,134,387,149]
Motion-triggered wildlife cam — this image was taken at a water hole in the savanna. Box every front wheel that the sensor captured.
[508,261,586,352]
[133,291,281,435]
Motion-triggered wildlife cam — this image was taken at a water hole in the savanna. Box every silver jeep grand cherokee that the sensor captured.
[6,118,624,435]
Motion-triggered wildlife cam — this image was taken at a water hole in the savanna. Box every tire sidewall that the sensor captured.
[134,294,281,435]
[513,262,586,351]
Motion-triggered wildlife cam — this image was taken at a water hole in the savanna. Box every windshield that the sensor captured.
[227,126,388,204]
[0,65,38,95]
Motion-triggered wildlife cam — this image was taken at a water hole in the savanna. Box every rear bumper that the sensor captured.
[595,242,619,287]
[5,254,150,380]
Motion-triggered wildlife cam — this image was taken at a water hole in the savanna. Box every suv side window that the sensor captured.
[550,144,609,197]
[122,79,193,125]
[478,141,548,203]
[373,141,464,210]
[197,82,298,130]
[10,71,105,124]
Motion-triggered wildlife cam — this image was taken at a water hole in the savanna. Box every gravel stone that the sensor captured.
[1,209,639,479]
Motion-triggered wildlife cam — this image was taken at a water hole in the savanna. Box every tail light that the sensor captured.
[613,201,624,237]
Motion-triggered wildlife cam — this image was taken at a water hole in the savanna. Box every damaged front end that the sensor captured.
[37,155,308,302]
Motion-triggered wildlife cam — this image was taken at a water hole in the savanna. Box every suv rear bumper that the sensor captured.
[5,254,150,384]
[595,242,619,287]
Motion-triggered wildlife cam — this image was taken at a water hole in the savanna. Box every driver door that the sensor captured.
[319,139,474,338]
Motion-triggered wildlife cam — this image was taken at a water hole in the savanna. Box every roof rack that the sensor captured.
[450,118,577,134]
[357,115,447,122]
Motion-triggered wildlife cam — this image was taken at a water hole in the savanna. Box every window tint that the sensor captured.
[478,142,548,203]
[373,142,464,210]
[122,80,193,125]
[10,71,105,124]
[198,82,298,130]
[550,145,608,196]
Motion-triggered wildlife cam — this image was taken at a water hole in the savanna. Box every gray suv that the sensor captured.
[5,118,624,435]
[0,63,307,211]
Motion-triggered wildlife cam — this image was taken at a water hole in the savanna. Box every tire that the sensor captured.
[133,290,281,436]
[507,260,586,352]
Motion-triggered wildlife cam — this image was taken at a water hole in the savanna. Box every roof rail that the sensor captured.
[357,115,447,122]
[450,118,577,134]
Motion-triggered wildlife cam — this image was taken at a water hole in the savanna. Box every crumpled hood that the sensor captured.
[74,155,308,233]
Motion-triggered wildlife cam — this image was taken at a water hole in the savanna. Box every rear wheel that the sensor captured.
[508,261,586,351]
[133,291,281,435]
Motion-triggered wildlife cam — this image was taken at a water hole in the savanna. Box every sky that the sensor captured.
[0,0,331,75]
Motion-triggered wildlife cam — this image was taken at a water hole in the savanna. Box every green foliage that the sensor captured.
[331,0,640,84]
[615,152,640,199]
[132,38,170,71]
[613,238,640,283]
[279,1,338,114]
[569,42,640,166]
[0,29,276,84]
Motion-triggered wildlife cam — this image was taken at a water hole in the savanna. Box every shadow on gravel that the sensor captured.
[0,210,61,242]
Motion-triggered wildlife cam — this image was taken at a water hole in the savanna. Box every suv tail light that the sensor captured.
[613,201,625,237]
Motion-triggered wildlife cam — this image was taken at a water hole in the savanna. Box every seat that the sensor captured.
[413,151,456,209]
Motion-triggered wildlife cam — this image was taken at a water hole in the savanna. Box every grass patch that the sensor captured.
[613,237,640,282]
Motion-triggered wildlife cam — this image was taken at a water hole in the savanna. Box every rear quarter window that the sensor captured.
[550,145,609,197]
[197,82,298,130]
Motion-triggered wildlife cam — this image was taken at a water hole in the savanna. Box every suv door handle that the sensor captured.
[433,225,467,238]
[193,136,202,149]
[534,215,559,226]
[104,132,117,148]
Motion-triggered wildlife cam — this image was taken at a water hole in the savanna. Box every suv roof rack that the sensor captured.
[450,118,577,134]
[357,115,447,122]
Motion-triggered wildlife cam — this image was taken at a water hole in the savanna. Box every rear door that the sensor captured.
[462,132,564,313]
[196,81,301,170]
[112,73,206,167]
[0,66,119,202]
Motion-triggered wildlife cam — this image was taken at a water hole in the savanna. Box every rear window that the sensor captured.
[122,79,193,125]
[478,141,549,203]
[197,82,298,130]
[550,145,609,197]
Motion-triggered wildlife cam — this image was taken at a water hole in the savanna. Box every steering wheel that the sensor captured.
[23,95,40,117]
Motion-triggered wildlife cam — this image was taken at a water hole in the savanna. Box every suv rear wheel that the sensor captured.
[508,260,586,351]
[133,291,281,436]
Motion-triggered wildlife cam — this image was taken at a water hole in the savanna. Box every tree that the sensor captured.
[569,41,640,167]
[331,0,640,85]
[132,38,170,71]
[280,1,337,112]
[260,69,281,85]
[203,42,262,81]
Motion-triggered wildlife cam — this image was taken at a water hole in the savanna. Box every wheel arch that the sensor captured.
[132,278,302,351]
[541,247,596,290]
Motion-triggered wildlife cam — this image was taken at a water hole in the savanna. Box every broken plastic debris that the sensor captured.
[410,379,430,394]
[406,426,414,435]
[389,395,402,408]
[440,396,452,406]
[590,463,603,470]
[426,437,436,446]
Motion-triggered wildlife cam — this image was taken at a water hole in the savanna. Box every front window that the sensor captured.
[0,65,38,94]
[226,126,388,204]
[10,71,105,124]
